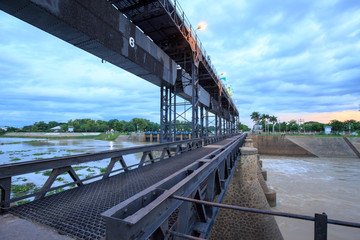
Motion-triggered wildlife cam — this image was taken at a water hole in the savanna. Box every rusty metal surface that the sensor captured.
[9,139,233,240]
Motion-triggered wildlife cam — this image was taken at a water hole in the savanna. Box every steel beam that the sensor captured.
[191,62,199,139]
[0,0,177,87]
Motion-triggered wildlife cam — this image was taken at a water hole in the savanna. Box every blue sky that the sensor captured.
[1,0,360,128]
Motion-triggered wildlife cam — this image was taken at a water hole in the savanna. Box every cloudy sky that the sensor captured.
[1,0,360,128]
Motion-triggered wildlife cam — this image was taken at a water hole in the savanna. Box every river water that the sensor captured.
[262,156,360,240]
[0,137,149,193]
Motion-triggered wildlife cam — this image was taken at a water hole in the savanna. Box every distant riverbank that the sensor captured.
[3,132,132,141]
[4,132,101,137]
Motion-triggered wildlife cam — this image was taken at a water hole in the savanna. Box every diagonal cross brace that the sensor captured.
[35,166,83,200]
[103,156,128,179]
[139,151,154,167]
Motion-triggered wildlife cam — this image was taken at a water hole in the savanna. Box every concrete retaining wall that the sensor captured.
[348,138,360,152]
[251,135,315,157]
[287,136,358,158]
[251,135,360,158]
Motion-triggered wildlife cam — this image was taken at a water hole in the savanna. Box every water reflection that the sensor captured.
[0,138,153,194]
[262,156,360,240]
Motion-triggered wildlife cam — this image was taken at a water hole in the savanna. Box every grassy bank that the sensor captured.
[1,132,129,141]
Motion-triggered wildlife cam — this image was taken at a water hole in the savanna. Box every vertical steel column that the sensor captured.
[160,84,165,143]
[200,106,204,138]
[191,62,199,139]
[173,84,177,141]
[227,119,229,134]
[219,116,222,136]
[232,118,235,133]
[169,86,172,141]
[234,116,238,132]
[215,113,218,136]
[205,108,209,137]
[160,84,171,143]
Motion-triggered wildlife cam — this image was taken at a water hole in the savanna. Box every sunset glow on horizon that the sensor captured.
[278,110,360,124]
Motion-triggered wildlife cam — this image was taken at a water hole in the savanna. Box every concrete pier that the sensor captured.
[245,138,276,207]
[210,146,283,239]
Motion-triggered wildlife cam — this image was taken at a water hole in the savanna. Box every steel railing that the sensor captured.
[171,195,360,240]
[0,137,214,211]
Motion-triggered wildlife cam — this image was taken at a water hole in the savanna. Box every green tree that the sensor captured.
[108,119,119,130]
[34,121,48,131]
[22,125,33,132]
[280,122,287,132]
[114,120,129,132]
[131,118,147,132]
[31,125,38,132]
[288,120,299,132]
[329,120,344,132]
[60,124,68,132]
[146,121,160,132]
[237,122,250,131]
[269,115,278,133]
[96,120,109,132]
[124,121,136,132]
[250,112,261,127]
[48,121,59,129]
[260,114,270,133]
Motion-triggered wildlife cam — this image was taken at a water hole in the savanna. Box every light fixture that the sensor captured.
[196,22,207,30]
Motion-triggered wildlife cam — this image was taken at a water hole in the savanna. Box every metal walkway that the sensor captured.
[9,138,236,240]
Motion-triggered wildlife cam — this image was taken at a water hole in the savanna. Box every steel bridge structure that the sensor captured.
[0,0,239,143]
[1,134,247,239]
[1,2,360,240]
[0,0,243,239]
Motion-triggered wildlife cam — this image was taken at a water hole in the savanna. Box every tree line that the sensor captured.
[2,118,162,133]
[0,118,217,134]
[250,112,360,134]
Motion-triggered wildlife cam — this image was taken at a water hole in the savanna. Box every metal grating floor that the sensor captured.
[9,138,233,239]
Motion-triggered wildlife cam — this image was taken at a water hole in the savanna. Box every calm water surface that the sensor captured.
[0,138,150,191]
[262,156,360,240]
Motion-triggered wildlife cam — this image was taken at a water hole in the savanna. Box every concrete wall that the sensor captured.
[348,138,360,152]
[251,135,315,157]
[287,136,358,158]
[251,135,360,158]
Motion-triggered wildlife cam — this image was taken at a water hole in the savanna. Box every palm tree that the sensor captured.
[261,114,270,134]
[250,112,261,126]
[269,115,278,133]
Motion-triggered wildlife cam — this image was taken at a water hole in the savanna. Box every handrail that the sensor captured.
[0,134,237,210]
[0,138,201,178]
[171,195,360,239]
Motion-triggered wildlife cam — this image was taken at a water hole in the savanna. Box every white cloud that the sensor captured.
[1,0,360,128]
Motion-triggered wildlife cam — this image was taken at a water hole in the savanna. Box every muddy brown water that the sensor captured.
[261,156,360,240]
